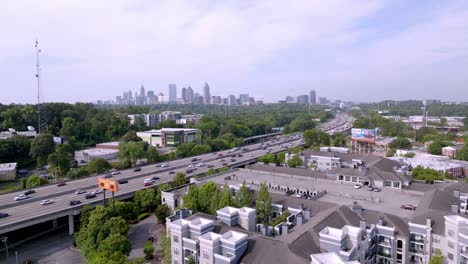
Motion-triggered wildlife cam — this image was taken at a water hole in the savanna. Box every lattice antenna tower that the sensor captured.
[35,40,47,134]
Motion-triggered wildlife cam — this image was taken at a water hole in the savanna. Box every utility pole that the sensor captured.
[1,237,8,258]
[35,40,46,134]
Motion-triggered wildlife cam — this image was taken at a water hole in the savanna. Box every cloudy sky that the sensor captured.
[1,0,468,104]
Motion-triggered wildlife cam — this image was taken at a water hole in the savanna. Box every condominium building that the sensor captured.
[136,128,198,147]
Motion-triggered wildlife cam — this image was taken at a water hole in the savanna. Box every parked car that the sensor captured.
[117,179,128,184]
[401,205,417,211]
[147,235,155,242]
[75,189,86,195]
[285,190,294,196]
[85,193,97,199]
[40,199,54,205]
[367,186,374,191]
[354,183,363,189]
[14,194,30,201]
[24,189,35,195]
[69,200,81,206]
[373,188,382,192]
[57,181,66,187]
[133,167,142,172]
[0,213,9,219]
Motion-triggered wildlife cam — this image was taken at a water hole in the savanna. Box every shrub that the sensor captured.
[137,213,149,221]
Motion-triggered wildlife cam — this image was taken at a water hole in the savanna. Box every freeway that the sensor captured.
[0,135,303,235]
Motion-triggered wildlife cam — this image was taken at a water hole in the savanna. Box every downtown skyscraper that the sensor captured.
[203,82,211,104]
[168,84,177,103]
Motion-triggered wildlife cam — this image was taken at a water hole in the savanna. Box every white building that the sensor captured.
[137,128,198,147]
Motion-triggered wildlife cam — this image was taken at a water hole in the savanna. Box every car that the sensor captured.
[191,158,198,162]
[75,189,86,195]
[94,189,104,194]
[111,171,120,175]
[222,163,228,166]
[231,154,236,158]
[14,194,30,201]
[367,186,374,191]
[57,181,66,187]
[295,193,303,198]
[144,180,154,186]
[0,213,9,219]
[237,154,243,157]
[197,162,205,167]
[373,188,381,192]
[218,153,223,157]
[117,179,128,184]
[147,235,155,242]
[230,159,236,162]
[218,159,225,162]
[133,167,142,172]
[354,183,363,189]
[207,164,214,168]
[69,200,81,206]
[40,199,54,205]
[285,190,294,196]
[104,173,113,178]
[24,189,36,195]
[186,169,193,173]
[155,164,161,167]
[401,205,417,211]
[85,193,97,199]
[169,171,175,174]
[161,163,169,167]
[18,170,29,176]
[249,154,253,157]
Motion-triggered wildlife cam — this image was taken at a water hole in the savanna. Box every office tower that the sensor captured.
[286,96,295,103]
[181,87,187,104]
[212,96,222,104]
[168,84,177,103]
[319,97,327,105]
[203,82,211,104]
[297,95,309,104]
[310,90,316,104]
[228,95,236,106]
[239,94,249,105]
[187,86,194,104]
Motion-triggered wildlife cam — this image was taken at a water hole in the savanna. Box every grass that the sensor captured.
[0,181,20,194]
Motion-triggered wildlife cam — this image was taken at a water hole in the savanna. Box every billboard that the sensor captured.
[98,178,119,192]
[351,128,377,143]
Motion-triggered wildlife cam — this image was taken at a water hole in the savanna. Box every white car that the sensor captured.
[161,163,169,168]
[354,183,363,189]
[144,178,155,184]
[40,199,54,205]
[197,162,205,167]
[111,171,121,175]
[249,154,253,157]
[14,194,30,201]
[93,189,104,194]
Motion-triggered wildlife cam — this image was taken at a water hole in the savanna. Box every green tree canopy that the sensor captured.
[256,182,272,225]
[121,130,142,142]
[30,134,55,167]
[155,204,171,224]
[388,137,412,150]
[25,175,49,189]
[332,133,347,147]
[133,189,159,213]
[146,146,160,163]
[303,129,330,147]
[429,249,444,264]
[173,172,187,187]
[234,181,252,207]
[87,158,112,174]
[143,241,155,260]
[287,154,303,168]
[48,143,74,175]
[118,141,147,166]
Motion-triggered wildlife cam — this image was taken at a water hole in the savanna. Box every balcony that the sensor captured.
[409,247,425,255]
[378,237,392,247]
[377,250,392,258]
[409,235,425,243]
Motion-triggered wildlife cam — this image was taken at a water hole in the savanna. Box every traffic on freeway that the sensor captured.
[0,134,303,233]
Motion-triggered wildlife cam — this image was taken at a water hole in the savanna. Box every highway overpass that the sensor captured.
[0,135,303,236]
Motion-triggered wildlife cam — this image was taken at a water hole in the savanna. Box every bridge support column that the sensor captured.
[68,214,74,235]
[52,218,58,228]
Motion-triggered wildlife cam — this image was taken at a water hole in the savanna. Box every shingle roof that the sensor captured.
[247,164,330,180]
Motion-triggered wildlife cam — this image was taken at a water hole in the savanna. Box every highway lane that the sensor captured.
[0,137,292,209]
[0,136,303,232]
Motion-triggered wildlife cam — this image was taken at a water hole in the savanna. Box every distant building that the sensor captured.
[0,163,17,181]
[310,90,316,104]
[239,94,250,105]
[187,86,194,104]
[137,128,199,147]
[127,114,159,127]
[229,95,237,106]
[203,82,211,104]
[211,96,222,104]
[442,146,456,158]
[319,97,327,105]
[286,96,295,103]
[297,95,309,104]
[181,87,187,103]
[168,84,177,103]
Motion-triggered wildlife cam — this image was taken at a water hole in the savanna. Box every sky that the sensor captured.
[1,0,468,104]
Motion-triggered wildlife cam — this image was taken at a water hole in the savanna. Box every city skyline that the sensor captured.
[2,0,468,104]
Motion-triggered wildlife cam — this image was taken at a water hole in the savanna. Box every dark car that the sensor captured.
[69,200,81,206]
[18,170,29,176]
[85,193,97,199]
[169,171,175,174]
[117,179,128,184]
[222,162,228,166]
[151,176,160,181]
[191,158,198,162]
[24,189,36,195]
[104,173,112,178]
[401,205,417,211]
[57,181,66,187]
[230,159,236,162]
[285,190,294,196]
[0,213,9,219]
[148,235,155,242]
[186,169,193,173]
[133,167,142,172]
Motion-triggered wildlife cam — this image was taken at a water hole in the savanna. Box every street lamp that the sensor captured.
[1,236,8,258]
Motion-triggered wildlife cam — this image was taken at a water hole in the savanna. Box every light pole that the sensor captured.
[15,251,18,264]
[1,236,8,258]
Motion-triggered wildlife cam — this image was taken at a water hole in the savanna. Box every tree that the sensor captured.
[256,182,272,225]
[427,140,449,155]
[48,143,74,175]
[186,256,196,264]
[25,175,49,189]
[146,146,160,163]
[87,251,127,264]
[303,129,330,147]
[175,142,197,158]
[155,204,171,224]
[118,141,146,166]
[218,183,233,209]
[287,155,303,168]
[99,234,132,256]
[143,241,154,260]
[234,181,252,207]
[258,154,276,164]
[206,168,218,175]
[114,201,137,221]
[429,249,444,264]
[87,158,112,174]
[411,166,447,183]
[458,143,468,161]
[290,114,316,132]
[30,134,55,167]
[191,144,212,155]
[134,189,159,213]
[182,185,200,212]
[388,137,412,150]
[121,130,142,142]
[172,172,187,187]
[198,182,219,214]
[218,166,229,173]
[332,133,347,147]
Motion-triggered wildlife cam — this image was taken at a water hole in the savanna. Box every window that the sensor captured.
[338,175,344,181]
[448,252,454,260]
[448,240,454,249]
[173,235,179,243]
[173,247,179,255]
[448,229,454,237]
[203,250,210,259]
[432,236,440,244]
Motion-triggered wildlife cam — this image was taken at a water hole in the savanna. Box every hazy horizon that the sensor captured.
[1,0,468,104]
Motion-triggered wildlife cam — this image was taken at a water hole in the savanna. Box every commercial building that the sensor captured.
[310,90,316,104]
[0,163,17,181]
[127,114,159,127]
[75,142,120,163]
[319,97,327,105]
[159,111,181,122]
[169,84,177,103]
[137,128,198,147]
[238,94,250,105]
[389,153,468,178]
[297,95,310,105]
[203,83,211,104]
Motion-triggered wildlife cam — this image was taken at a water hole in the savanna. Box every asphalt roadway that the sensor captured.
[0,135,303,234]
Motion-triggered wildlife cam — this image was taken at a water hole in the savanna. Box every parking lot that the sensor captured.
[201,169,422,219]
